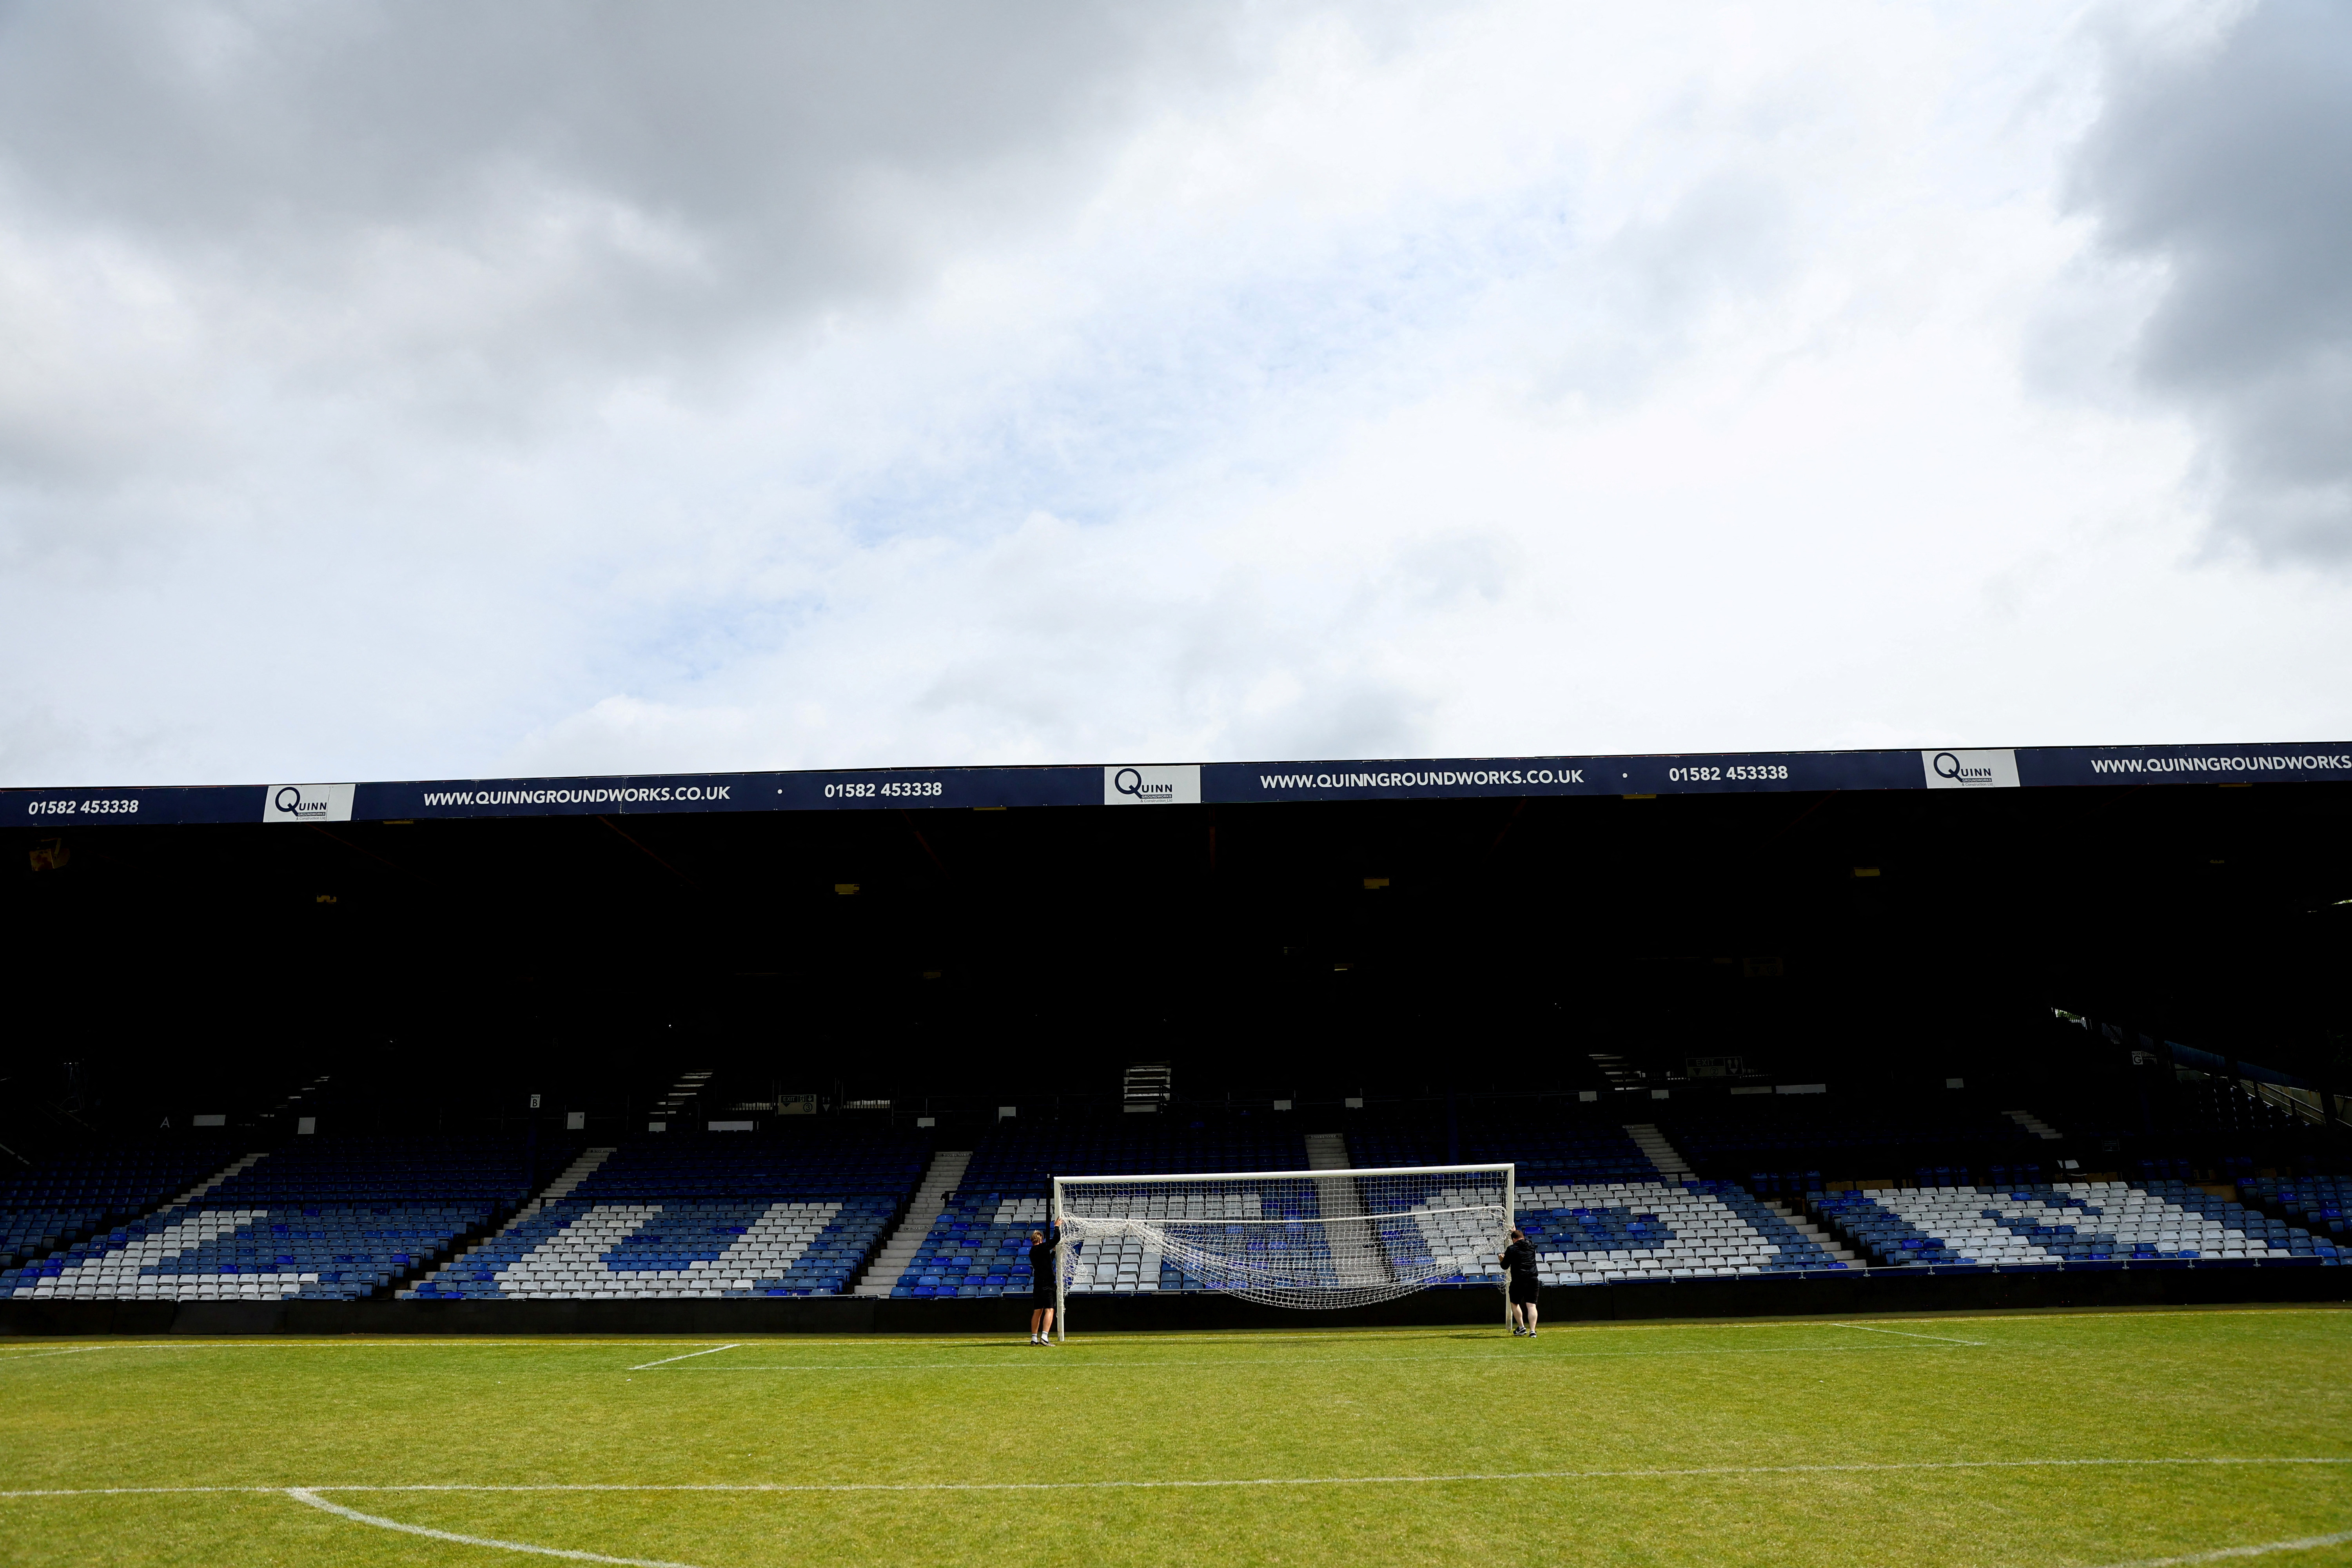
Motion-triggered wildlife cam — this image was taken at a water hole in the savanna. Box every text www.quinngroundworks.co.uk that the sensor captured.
[417,786,732,807]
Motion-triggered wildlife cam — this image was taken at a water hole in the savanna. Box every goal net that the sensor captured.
[1052,1163,1514,1321]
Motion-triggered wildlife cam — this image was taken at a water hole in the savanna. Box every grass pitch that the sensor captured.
[2,1307,2347,1567]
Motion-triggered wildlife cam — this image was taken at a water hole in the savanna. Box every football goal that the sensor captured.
[1051,1162,1515,1336]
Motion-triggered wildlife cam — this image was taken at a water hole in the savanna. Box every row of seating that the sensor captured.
[0,1144,239,1267]
[1349,1116,1661,1184]
[1515,1180,1846,1283]
[2242,1175,2349,1239]
[1813,1180,2341,1266]
[1663,1102,2041,1185]
[568,1137,929,1201]
[404,1198,894,1299]
[200,1138,567,1205]
[0,1203,492,1301]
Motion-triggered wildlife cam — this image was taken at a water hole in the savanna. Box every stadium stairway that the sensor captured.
[409,1149,617,1285]
[1758,1198,1862,1267]
[512,1147,616,1222]
[1303,1132,1391,1282]
[1623,1124,1692,1179]
[853,1149,970,1297]
[2005,1110,2064,1141]
[165,1152,268,1207]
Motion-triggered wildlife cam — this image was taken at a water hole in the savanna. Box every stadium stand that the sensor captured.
[1810,1179,2341,1267]
[403,1130,927,1298]
[0,1143,239,1268]
[0,1138,558,1302]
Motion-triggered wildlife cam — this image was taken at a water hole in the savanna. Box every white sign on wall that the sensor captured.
[1920,750,2019,789]
[262,783,356,823]
[1103,764,1201,805]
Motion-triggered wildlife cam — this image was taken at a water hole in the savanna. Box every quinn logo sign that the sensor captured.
[262,783,356,823]
[1920,750,2019,790]
[1103,764,1201,805]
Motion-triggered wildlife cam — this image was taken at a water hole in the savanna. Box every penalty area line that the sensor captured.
[285,1490,699,1568]
[1828,1323,1987,1347]
[627,1344,742,1371]
[2093,1530,2352,1566]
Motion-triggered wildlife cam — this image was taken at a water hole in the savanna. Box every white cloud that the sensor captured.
[1,0,2346,788]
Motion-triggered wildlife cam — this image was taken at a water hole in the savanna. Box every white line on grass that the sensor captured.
[285,1490,700,1568]
[1829,1323,1987,1346]
[2092,1531,2352,1566]
[0,1486,282,1497]
[650,1343,1961,1372]
[626,1344,742,1371]
[0,1339,748,1354]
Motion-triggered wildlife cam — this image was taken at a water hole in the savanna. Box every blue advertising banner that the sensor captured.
[5,742,2348,828]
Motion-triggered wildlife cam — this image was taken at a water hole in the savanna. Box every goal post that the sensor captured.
[1049,1162,1516,1339]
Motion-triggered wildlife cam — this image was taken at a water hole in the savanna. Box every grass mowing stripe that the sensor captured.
[285,1488,700,1568]
[626,1344,742,1370]
[6,1457,2344,1502]
[2094,1531,2352,1566]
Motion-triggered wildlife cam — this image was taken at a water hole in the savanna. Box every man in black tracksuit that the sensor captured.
[1027,1227,1060,1345]
[1500,1227,1540,1337]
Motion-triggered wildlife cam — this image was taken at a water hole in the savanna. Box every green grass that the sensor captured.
[2,1307,2347,1567]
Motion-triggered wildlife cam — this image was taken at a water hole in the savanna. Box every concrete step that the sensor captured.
[853,1149,971,1297]
[1303,1133,1350,1170]
[1764,1199,1862,1265]
[2004,1109,2064,1140]
[418,1148,620,1281]
[509,1147,617,1224]
[161,1152,267,1210]
[1622,1123,1693,1178]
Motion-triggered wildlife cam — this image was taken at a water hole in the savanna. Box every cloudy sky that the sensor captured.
[2,0,2347,787]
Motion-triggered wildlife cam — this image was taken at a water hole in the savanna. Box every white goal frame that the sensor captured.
[1051,1162,1516,1340]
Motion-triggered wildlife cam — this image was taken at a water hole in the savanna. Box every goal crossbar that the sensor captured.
[1049,1162,1516,1337]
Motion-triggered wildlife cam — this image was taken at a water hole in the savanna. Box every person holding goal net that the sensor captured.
[1026,1226,1060,1345]
[1047,1161,1515,1338]
[1501,1226,1540,1336]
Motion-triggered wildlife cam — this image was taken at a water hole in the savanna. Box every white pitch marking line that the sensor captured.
[1829,1322,1987,1347]
[285,1489,699,1568]
[627,1343,742,1371]
[4,1456,2343,1504]
[0,1486,281,1497]
[649,1343,1955,1372]
[0,1347,113,1363]
[2092,1530,2352,1566]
